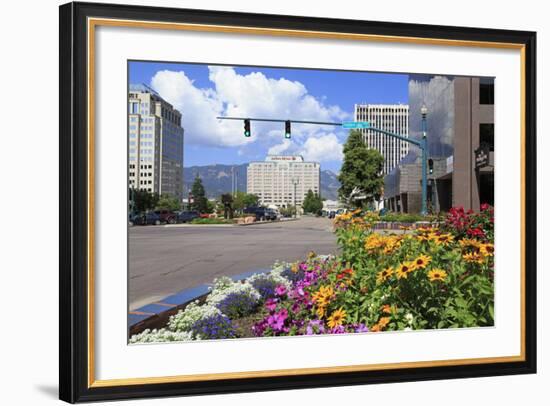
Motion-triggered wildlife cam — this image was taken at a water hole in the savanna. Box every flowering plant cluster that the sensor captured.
[333,208,494,331]
[129,328,193,344]
[130,205,494,343]
[444,204,494,241]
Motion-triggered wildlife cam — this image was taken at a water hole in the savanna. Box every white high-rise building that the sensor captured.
[354,104,409,174]
[128,84,184,199]
[247,156,320,209]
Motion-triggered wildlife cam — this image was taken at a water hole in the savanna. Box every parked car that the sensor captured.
[129,212,162,226]
[177,210,200,223]
[244,206,277,221]
[154,209,177,224]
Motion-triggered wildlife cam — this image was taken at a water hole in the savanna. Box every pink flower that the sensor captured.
[265,298,278,312]
[275,285,287,297]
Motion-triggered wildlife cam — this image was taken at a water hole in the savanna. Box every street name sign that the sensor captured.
[342,121,371,129]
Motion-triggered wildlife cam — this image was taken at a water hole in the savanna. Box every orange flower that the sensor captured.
[378,317,390,329]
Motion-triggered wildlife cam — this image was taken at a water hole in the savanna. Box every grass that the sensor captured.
[190,217,233,225]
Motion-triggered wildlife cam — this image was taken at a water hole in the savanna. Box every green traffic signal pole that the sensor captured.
[217,114,429,215]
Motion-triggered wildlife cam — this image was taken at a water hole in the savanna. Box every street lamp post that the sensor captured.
[291,177,299,218]
[420,105,428,216]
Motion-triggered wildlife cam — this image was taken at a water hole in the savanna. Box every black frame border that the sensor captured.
[59,1,537,403]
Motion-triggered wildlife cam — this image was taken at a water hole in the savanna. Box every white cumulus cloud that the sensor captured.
[149,66,349,163]
[299,133,343,162]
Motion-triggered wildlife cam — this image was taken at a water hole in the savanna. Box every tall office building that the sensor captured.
[247,155,320,209]
[128,84,184,200]
[354,104,410,174]
[383,75,494,213]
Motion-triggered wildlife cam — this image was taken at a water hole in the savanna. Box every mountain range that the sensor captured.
[182,164,340,201]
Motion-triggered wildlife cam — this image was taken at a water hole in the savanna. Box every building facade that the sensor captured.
[247,155,320,209]
[128,84,184,200]
[383,75,494,213]
[354,104,410,174]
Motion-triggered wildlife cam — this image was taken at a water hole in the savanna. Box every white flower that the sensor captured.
[206,281,261,306]
[129,328,193,344]
[168,302,222,332]
[405,313,414,325]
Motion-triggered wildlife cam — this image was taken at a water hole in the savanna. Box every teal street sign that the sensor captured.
[342,121,371,129]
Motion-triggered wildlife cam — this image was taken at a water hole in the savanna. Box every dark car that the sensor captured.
[154,209,177,224]
[129,212,162,226]
[244,206,277,221]
[177,210,200,223]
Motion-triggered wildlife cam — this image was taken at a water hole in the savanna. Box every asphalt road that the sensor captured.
[129,217,338,310]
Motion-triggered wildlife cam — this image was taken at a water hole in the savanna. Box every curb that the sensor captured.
[128,268,271,335]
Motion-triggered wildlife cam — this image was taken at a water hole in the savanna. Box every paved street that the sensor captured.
[129,217,338,310]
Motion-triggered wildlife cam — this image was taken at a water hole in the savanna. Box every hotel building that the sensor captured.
[354,104,410,174]
[128,84,184,200]
[247,155,320,209]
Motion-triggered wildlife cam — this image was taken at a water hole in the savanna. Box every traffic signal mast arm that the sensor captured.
[217,115,428,215]
[217,116,423,147]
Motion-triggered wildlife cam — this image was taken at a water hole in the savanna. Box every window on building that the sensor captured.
[479,123,494,151]
[479,79,494,105]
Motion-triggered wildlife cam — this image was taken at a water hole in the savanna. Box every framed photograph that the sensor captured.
[59,1,537,403]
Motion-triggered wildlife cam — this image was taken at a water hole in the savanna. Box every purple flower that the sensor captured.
[267,309,289,331]
[352,323,369,333]
[306,319,325,335]
[330,325,346,334]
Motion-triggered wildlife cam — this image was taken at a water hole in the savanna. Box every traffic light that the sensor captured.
[428,158,434,175]
[244,119,251,137]
[285,120,291,139]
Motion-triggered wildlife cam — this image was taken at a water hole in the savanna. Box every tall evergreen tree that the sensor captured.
[190,175,208,213]
[338,130,384,208]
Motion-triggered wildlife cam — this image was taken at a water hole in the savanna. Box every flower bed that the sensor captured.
[130,205,494,343]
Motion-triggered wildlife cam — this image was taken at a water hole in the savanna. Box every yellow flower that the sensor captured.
[480,243,494,257]
[312,285,334,304]
[433,233,454,246]
[364,234,384,251]
[327,308,347,329]
[416,232,435,242]
[290,263,299,273]
[428,268,448,282]
[412,254,432,270]
[316,306,326,319]
[463,252,485,264]
[396,261,415,279]
[459,238,482,250]
[376,267,394,284]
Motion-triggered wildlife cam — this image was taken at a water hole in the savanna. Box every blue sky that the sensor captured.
[129,61,408,172]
